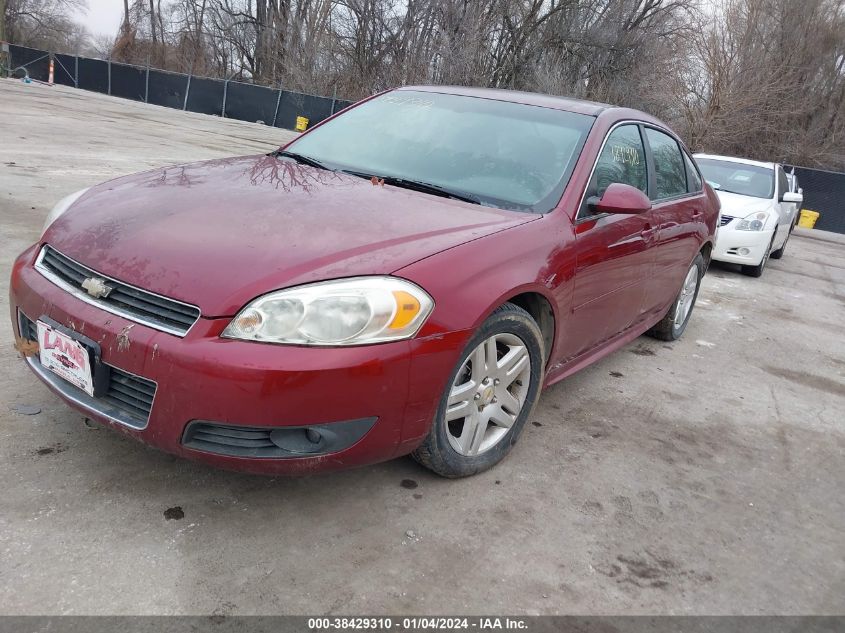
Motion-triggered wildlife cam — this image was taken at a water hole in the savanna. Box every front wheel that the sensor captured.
[411,303,544,478]
[770,230,789,260]
[741,233,776,277]
[647,253,704,341]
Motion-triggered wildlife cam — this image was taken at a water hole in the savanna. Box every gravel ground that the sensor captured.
[1,79,843,615]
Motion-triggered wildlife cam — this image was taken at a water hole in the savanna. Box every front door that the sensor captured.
[564,124,657,361]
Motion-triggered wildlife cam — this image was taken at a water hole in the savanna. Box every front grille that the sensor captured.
[105,367,156,422]
[36,245,201,336]
[720,215,735,226]
[19,313,157,429]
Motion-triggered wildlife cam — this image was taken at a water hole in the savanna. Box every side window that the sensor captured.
[581,125,647,217]
[645,128,687,200]
[777,167,789,199]
[684,152,703,193]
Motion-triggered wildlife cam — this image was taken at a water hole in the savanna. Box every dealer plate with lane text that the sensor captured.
[37,320,95,396]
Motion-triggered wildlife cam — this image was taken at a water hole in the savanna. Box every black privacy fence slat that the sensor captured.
[7,44,355,132]
[787,166,845,234]
[147,69,188,109]
[185,76,224,116]
[224,81,279,123]
[53,54,76,87]
[77,58,108,93]
[110,62,146,102]
[6,45,50,80]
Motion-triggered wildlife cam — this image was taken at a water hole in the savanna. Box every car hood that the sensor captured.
[715,190,775,218]
[44,155,536,317]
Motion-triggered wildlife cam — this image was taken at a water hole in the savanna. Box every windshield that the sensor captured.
[697,158,774,199]
[284,90,594,212]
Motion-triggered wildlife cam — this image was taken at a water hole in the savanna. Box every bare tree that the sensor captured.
[8,0,842,170]
[4,0,89,52]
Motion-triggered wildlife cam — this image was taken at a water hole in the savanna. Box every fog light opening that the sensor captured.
[269,427,326,454]
[739,247,751,256]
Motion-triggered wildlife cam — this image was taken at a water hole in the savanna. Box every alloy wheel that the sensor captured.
[444,333,532,456]
[674,263,700,329]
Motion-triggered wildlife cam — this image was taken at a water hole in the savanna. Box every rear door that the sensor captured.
[564,123,657,361]
[641,128,706,319]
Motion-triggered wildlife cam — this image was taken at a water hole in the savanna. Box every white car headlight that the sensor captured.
[41,188,90,236]
[735,211,770,231]
[222,277,434,345]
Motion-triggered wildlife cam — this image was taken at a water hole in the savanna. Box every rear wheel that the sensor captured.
[411,303,544,478]
[647,253,704,341]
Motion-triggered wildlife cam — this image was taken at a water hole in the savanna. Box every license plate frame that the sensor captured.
[35,316,109,397]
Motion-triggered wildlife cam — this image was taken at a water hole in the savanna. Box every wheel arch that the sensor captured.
[699,241,713,271]
[502,291,555,363]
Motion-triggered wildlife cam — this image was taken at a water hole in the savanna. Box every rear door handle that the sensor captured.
[692,208,703,218]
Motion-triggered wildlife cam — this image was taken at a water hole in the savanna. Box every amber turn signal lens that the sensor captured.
[389,291,421,329]
[232,308,263,334]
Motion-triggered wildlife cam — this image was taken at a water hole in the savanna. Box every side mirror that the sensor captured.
[589,183,652,214]
[781,191,803,204]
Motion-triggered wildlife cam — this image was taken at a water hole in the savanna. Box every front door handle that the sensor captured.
[641,224,657,240]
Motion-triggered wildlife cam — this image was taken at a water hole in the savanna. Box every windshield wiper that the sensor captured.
[343,170,481,205]
[273,150,333,171]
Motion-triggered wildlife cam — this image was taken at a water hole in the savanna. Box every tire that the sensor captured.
[411,302,544,478]
[770,230,789,260]
[647,253,705,341]
[741,233,776,277]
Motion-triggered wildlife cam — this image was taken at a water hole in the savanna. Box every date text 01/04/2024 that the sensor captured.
[307,617,528,630]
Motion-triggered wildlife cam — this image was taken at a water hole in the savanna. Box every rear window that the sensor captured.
[285,91,595,213]
[684,153,703,193]
[644,128,687,200]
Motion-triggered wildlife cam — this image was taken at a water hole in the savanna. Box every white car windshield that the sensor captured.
[697,158,774,199]
[284,91,594,213]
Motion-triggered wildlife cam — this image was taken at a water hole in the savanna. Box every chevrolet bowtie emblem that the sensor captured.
[81,276,113,299]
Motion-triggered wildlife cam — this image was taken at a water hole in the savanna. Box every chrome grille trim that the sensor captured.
[35,245,201,337]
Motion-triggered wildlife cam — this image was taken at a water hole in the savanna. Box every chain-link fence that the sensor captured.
[5,44,354,132]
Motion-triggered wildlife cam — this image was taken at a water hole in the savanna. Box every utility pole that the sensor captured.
[0,0,9,78]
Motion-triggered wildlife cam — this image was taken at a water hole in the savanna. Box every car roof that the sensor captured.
[693,153,776,170]
[397,85,612,118]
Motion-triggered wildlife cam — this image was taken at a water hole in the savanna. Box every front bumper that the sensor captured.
[10,244,469,474]
[712,222,775,266]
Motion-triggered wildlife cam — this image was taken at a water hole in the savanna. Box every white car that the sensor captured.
[694,154,803,277]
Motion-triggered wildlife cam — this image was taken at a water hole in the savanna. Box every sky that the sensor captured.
[74,0,125,38]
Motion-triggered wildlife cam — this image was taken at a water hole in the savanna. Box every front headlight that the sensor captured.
[735,211,771,231]
[222,277,434,345]
[41,188,90,236]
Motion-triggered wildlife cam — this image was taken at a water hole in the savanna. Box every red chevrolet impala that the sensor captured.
[10,87,718,477]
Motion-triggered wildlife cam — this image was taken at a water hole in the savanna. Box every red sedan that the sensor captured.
[10,87,718,477]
